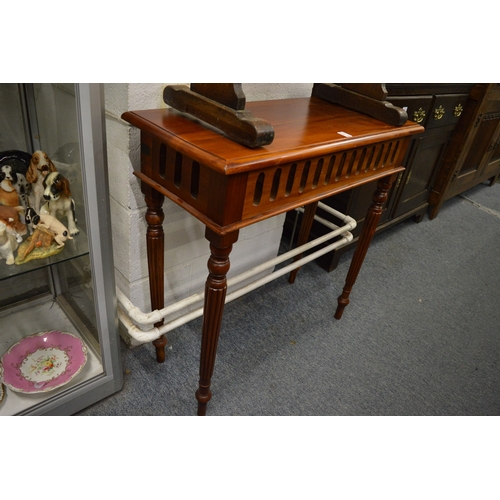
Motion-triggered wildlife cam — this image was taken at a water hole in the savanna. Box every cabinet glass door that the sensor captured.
[0,83,122,415]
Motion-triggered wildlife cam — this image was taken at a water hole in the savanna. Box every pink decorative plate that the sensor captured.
[0,331,87,393]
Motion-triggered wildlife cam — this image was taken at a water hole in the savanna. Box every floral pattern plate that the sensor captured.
[0,331,87,393]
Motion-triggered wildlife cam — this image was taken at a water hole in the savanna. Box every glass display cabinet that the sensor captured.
[0,83,122,415]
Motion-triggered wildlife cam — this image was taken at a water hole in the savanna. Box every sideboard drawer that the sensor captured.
[388,95,433,127]
[426,93,470,129]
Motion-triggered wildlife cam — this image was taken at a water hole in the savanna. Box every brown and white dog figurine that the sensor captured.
[0,178,21,207]
[40,172,79,236]
[0,165,30,210]
[24,207,73,248]
[26,150,57,213]
[0,220,20,264]
[0,205,27,240]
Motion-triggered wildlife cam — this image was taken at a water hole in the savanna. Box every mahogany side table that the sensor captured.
[122,97,423,415]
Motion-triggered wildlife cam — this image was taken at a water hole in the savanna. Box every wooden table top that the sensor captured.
[122,97,424,175]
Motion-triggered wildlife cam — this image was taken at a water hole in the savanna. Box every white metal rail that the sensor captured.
[117,202,356,343]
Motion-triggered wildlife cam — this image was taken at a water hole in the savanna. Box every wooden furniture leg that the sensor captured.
[335,175,396,319]
[143,184,167,363]
[196,228,239,416]
[289,201,319,284]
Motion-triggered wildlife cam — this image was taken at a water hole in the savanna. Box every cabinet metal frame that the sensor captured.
[6,83,122,415]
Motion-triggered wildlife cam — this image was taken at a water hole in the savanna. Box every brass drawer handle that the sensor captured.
[413,108,426,123]
[454,104,463,117]
[434,105,445,120]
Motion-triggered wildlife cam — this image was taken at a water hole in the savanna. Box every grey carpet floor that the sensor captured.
[78,181,500,416]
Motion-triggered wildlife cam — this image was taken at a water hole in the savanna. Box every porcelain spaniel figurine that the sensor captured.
[0,205,27,240]
[0,220,20,265]
[40,172,79,236]
[0,178,21,207]
[0,165,30,210]
[26,150,57,213]
[25,207,73,248]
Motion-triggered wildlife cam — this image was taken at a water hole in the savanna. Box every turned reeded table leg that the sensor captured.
[334,175,396,320]
[196,228,239,416]
[143,184,168,363]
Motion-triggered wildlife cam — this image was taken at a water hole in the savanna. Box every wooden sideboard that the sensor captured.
[429,83,500,219]
[289,84,475,271]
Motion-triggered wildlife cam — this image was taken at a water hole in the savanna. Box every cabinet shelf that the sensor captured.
[0,229,89,282]
[0,294,103,416]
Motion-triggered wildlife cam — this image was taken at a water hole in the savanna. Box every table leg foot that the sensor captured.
[153,334,168,363]
[195,386,211,416]
[334,293,351,319]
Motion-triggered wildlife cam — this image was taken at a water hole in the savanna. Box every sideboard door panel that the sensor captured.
[392,127,453,219]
